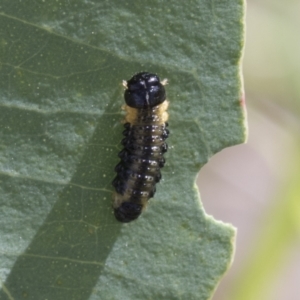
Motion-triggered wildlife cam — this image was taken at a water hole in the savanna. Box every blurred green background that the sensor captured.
[198,1,300,300]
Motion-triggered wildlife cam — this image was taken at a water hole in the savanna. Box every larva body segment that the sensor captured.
[112,72,169,222]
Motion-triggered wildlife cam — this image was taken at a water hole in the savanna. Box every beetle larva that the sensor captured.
[112,72,169,222]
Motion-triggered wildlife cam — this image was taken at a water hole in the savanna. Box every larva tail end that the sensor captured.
[114,202,143,223]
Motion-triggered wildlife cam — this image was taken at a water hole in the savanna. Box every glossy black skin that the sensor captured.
[124,72,166,108]
[114,202,143,223]
[113,72,169,223]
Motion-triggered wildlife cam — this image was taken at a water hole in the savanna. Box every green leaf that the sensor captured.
[0,0,246,299]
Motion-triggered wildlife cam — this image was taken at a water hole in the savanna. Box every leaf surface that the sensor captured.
[0,1,246,299]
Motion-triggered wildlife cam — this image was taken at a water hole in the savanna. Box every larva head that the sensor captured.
[114,202,143,223]
[124,72,166,108]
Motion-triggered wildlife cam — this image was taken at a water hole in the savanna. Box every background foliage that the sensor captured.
[0,0,245,299]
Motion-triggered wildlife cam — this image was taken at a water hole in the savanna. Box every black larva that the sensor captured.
[112,72,169,222]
